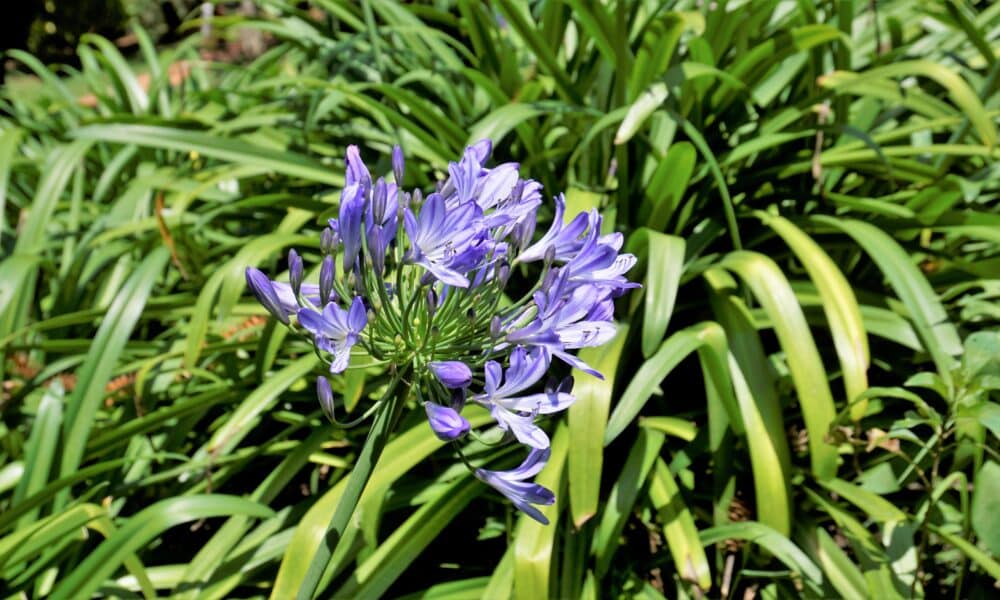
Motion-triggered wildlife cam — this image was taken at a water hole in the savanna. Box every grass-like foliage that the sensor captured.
[1,1,998,598]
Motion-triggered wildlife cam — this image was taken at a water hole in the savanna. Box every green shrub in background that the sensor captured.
[0,1,998,598]
[25,0,129,61]
[14,0,201,62]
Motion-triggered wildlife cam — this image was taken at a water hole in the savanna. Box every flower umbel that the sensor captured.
[246,142,636,524]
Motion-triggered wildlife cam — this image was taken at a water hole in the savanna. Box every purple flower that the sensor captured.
[338,184,366,273]
[297,296,368,373]
[446,147,481,205]
[425,402,470,441]
[245,267,289,325]
[429,360,473,389]
[475,163,520,212]
[475,447,555,524]
[403,192,487,287]
[485,176,542,232]
[521,271,619,376]
[468,139,492,164]
[515,194,592,263]
[563,229,639,295]
[473,347,575,449]
[270,282,333,318]
[502,317,562,352]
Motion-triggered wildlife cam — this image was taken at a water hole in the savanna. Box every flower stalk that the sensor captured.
[296,375,409,600]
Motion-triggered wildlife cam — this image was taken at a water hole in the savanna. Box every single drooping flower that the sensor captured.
[246,142,636,524]
[475,447,555,524]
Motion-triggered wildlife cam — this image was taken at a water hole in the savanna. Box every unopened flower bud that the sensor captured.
[490,315,502,339]
[288,248,303,297]
[429,360,473,389]
[399,191,410,216]
[424,402,470,441]
[369,227,385,274]
[346,270,359,295]
[426,288,438,318]
[496,262,511,287]
[317,376,336,422]
[543,244,557,266]
[245,267,289,325]
[372,178,387,222]
[320,227,336,255]
[392,144,405,184]
[319,255,335,304]
[450,387,467,410]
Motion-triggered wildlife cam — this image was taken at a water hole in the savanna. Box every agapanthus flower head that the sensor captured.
[246,141,637,523]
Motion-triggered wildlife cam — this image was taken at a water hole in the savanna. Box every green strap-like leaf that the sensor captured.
[49,496,274,600]
[760,213,870,418]
[514,422,569,600]
[813,216,963,392]
[12,383,64,526]
[648,459,711,591]
[568,325,629,528]
[721,251,839,480]
[700,522,824,592]
[73,124,343,185]
[60,247,171,489]
[269,410,495,598]
[593,427,665,578]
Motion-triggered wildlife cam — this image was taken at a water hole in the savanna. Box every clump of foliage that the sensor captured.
[0,1,997,598]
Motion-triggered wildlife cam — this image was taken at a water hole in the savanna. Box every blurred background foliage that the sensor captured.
[0,0,998,598]
[5,0,203,64]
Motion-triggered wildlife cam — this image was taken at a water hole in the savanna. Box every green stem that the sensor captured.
[295,376,409,599]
